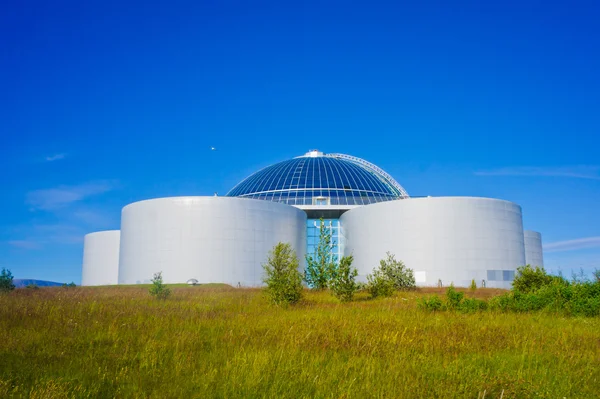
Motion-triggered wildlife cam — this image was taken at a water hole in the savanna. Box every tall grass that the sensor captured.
[0,286,598,398]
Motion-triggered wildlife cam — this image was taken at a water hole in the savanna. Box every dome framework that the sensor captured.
[226,150,409,206]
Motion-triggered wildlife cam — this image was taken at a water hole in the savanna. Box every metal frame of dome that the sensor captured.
[226,150,408,206]
[326,153,409,199]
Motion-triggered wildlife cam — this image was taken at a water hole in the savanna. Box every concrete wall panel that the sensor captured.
[118,197,306,286]
[81,230,120,286]
[524,230,544,268]
[340,197,526,289]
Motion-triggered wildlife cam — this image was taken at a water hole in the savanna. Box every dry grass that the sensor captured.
[0,285,598,398]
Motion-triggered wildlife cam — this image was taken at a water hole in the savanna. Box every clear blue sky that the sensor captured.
[1,0,599,283]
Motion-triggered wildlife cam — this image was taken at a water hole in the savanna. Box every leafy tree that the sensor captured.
[512,265,553,293]
[0,268,15,293]
[149,272,171,300]
[378,252,415,290]
[304,219,336,290]
[330,255,359,302]
[366,268,395,298]
[263,242,303,305]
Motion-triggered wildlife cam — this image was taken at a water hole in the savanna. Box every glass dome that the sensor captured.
[227,150,409,206]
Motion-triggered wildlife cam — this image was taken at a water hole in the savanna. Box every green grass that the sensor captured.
[0,286,598,398]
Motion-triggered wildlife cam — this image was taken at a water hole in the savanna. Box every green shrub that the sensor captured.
[366,268,395,299]
[459,297,487,313]
[469,279,477,291]
[512,265,553,293]
[445,285,464,310]
[378,252,415,290]
[417,295,444,311]
[62,282,77,288]
[329,255,359,302]
[263,242,303,306]
[0,268,15,293]
[25,284,39,290]
[417,288,487,313]
[149,272,171,300]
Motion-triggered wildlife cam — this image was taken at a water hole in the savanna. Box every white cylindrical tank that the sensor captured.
[118,197,306,286]
[340,197,526,289]
[81,230,120,286]
[524,230,544,268]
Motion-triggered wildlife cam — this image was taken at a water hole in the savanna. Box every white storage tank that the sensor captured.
[118,196,306,286]
[340,197,526,289]
[81,230,121,286]
[524,230,544,268]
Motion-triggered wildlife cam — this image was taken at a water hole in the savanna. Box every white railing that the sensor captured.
[327,153,410,199]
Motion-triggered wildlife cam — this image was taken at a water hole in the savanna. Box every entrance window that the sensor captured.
[313,196,329,206]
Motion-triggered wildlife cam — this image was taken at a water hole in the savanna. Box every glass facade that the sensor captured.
[227,156,402,206]
[306,219,342,263]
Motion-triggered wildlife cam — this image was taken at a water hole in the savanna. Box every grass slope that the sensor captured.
[0,286,598,398]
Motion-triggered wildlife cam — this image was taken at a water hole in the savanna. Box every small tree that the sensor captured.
[304,219,336,290]
[263,242,303,305]
[366,268,395,298]
[0,268,15,293]
[469,279,477,291]
[330,255,359,302]
[379,252,415,290]
[149,272,171,300]
[512,265,552,293]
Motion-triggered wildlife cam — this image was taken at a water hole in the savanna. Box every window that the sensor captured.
[313,196,329,206]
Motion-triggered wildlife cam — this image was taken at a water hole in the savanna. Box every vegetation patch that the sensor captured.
[0,285,598,398]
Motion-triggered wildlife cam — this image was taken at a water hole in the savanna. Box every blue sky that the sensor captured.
[1,1,599,283]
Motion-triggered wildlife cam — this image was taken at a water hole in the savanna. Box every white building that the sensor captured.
[82,150,543,288]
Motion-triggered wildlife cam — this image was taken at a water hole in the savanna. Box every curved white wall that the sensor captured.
[340,197,526,289]
[524,230,544,267]
[118,197,306,286]
[81,230,120,286]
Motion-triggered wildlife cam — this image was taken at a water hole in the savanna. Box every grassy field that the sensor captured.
[0,286,598,398]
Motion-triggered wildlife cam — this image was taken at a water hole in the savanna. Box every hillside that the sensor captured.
[12,279,65,288]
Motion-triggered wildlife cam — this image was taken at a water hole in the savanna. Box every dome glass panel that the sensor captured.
[227,151,408,206]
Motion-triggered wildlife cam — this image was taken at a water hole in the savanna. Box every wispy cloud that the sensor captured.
[544,237,600,253]
[475,166,600,180]
[8,240,42,250]
[45,153,66,162]
[26,180,118,211]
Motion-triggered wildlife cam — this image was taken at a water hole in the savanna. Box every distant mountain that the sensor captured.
[13,279,66,288]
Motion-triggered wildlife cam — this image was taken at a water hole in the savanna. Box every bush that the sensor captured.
[263,242,303,306]
[329,255,359,302]
[366,268,395,299]
[365,253,415,299]
[418,287,487,313]
[469,279,477,291]
[459,297,488,313]
[378,252,415,290]
[512,265,553,293]
[445,285,464,310]
[62,282,77,288]
[417,295,444,311]
[149,272,171,300]
[0,268,15,293]
[25,284,39,290]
